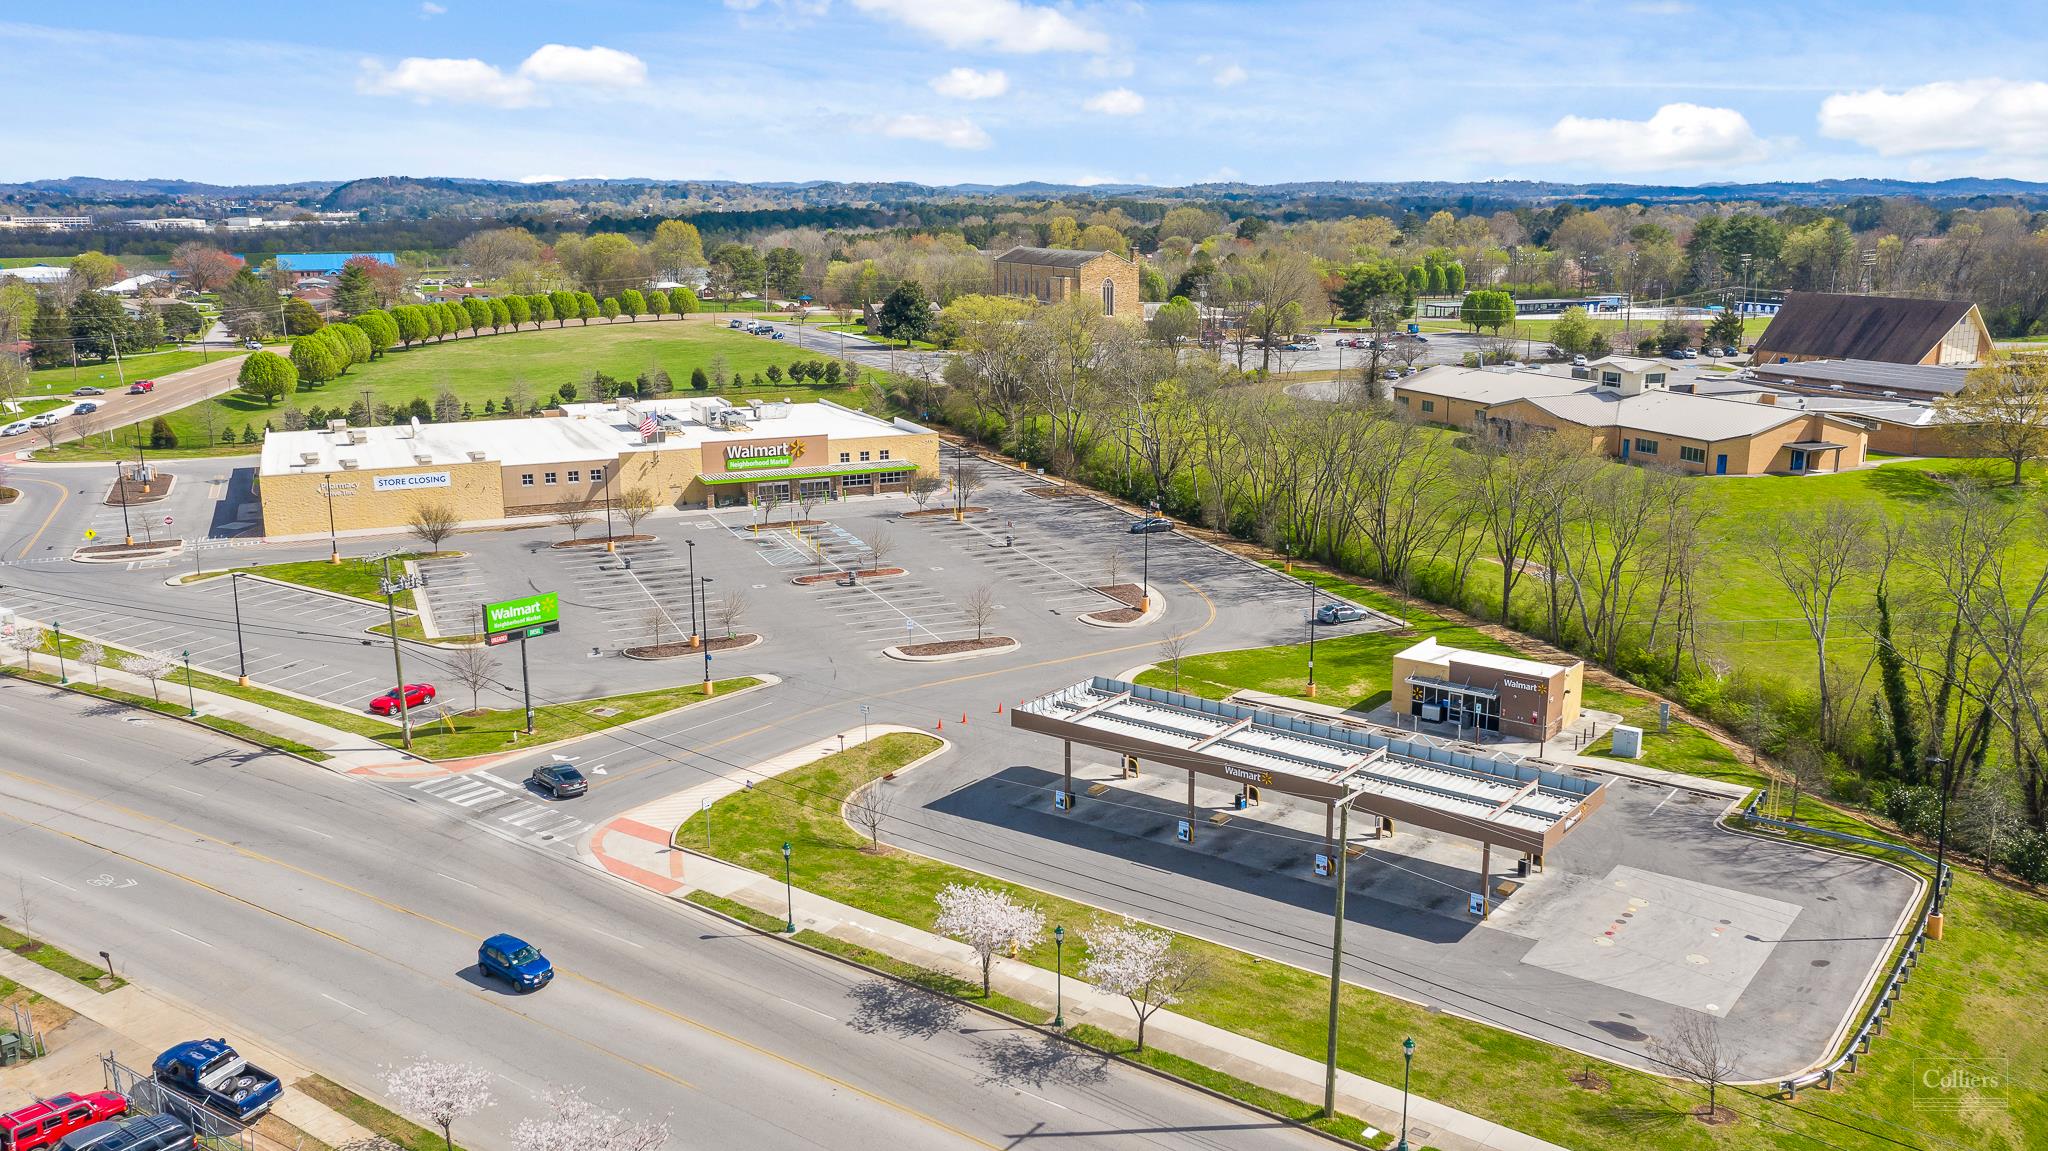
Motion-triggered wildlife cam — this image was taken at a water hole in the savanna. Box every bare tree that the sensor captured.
[408,500,459,553]
[847,779,894,845]
[796,488,820,525]
[866,525,895,570]
[964,583,998,641]
[120,650,176,702]
[1102,545,1125,589]
[14,877,34,939]
[757,488,782,526]
[1080,919,1205,1052]
[448,645,499,715]
[8,623,45,671]
[908,473,945,510]
[553,497,597,542]
[933,883,1044,998]
[951,460,985,514]
[714,588,750,639]
[639,607,668,652]
[77,641,105,686]
[616,485,657,536]
[1751,499,1877,745]
[383,1060,495,1151]
[1652,1013,1740,1124]
[1157,632,1190,691]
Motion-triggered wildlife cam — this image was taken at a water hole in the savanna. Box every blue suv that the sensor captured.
[478,934,553,992]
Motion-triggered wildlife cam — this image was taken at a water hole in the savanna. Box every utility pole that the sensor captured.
[115,462,134,545]
[1322,797,1351,1119]
[231,571,248,685]
[380,555,413,750]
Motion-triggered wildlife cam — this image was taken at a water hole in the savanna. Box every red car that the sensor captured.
[1,1093,128,1151]
[127,380,154,395]
[368,683,435,715]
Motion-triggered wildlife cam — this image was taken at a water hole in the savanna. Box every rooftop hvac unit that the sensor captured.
[300,452,321,465]
[414,453,432,465]
[468,450,487,462]
[327,419,348,432]
[349,430,368,444]
[339,458,359,470]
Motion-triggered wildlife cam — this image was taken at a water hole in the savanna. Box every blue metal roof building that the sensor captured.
[272,252,396,275]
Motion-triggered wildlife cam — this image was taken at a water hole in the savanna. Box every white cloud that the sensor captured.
[1084,88,1145,117]
[1819,78,2048,156]
[359,43,646,107]
[519,44,647,87]
[419,2,446,15]
[1212,63,1246,88]
[723,0,766,8]
[1540,102,1769,169]
[930,67,1009,100]
[876,113,992,149]
[1084,56,1134,79]
[850,0,1108,53]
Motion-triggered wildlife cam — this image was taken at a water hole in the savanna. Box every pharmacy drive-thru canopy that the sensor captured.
[1011,677,1609,858]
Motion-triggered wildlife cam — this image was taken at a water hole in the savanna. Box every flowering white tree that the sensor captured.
[1081,920,1204,1052]
[119,651,176,702]
[512,1086,668,1151]
[78,642,106,686]
[933,883,1044,998]
[8,623,45,671]
[383,1059,495,1151]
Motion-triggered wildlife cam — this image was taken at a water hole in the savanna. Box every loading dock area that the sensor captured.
[1012,676,1609,916]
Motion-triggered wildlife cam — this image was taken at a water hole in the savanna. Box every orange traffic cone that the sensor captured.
[961,712,969,724]
[936,719,944,731]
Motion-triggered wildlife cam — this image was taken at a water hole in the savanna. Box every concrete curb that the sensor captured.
[1078,584,1164,629]
[622,632,764,660]
[881,637,1019,663]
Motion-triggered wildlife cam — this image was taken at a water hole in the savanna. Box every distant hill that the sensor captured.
[7,174,2048,219]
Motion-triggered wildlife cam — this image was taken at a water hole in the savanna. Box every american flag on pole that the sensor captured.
[638,414,657,441]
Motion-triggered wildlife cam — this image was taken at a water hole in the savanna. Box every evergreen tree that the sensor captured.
[334,261,379,316]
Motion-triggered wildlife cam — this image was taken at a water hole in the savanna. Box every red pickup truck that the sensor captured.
[0,1093,128,1151]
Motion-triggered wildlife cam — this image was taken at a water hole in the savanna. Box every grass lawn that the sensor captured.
[0,919,126,991]
[32,320,868,462]
[26,347,236,395]
[296,1075,465,1151]
[0,255,75,268]
[187,552,444,604]
[389,677,760,759]
[4,662,331,762]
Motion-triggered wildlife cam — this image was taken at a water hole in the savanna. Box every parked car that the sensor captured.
[1411,334,1429,343]
[1128,516,1173,534]
[1,1092,129,1151]
[1571,354,1588,367]
[72,386,105,396]
[1682,348,1699,359]
[28,412,62,428]
[478,933,554,992]
[529,763,587,798]
[1,421,31,437]
[368,683,436,715]
[728,319,746,328]
[1315,603,1366,625]
[128,380,154,394]
[151,1039,281,1122]
[53,1116,189,1151]
[241,340,262,350]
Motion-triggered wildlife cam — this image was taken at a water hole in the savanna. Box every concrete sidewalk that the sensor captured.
[589,735,1577,1151]
[0,951,371,1150]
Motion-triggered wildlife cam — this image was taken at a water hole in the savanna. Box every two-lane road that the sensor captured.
[0,678,1332,1151]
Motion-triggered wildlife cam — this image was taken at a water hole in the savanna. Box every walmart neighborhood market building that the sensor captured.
[258,397,939,540]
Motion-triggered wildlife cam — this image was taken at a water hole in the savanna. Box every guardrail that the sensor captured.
[1737,799,1950,1098]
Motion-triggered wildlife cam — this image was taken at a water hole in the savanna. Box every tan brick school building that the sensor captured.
[258,397,939,540]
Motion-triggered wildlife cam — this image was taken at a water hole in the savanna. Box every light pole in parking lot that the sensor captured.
[1140,500,1158,611]
[322,473,340,564]
[114,463,134,545]
[231,572,249,686]
[601,469,616,553]
[781,841,796,933]
[1305,580,1318,698]
[698,575,716,695]
[685,538,700,648]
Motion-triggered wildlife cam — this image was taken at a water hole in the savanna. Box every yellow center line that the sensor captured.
[10,475,73,560]
[0,770,1005,1147]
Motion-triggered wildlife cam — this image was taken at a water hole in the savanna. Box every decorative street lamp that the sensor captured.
[781,841,796,933]
[53,621,68,684]
[1052,925,1066,1028]
[181,649,197,717]
[1398,1037,1416,1151]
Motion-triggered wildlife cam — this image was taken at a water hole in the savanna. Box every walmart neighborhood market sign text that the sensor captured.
[725,441,803,471]
[483,592,559,635]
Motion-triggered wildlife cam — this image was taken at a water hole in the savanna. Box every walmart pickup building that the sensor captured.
[258,397,939,540]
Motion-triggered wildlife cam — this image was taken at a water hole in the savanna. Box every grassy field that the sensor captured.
[31,320,867,462]
[0,255,74,268]
[1398,312,1773,345]
[0,920,126,991]
[188,552,443,604]
[25,347,235,395]
[673,686,2039,1148]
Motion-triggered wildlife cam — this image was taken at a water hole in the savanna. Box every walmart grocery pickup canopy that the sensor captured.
[1013,677,1608,856]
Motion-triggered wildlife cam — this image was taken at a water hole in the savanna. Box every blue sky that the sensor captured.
[6,1,2048,186]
